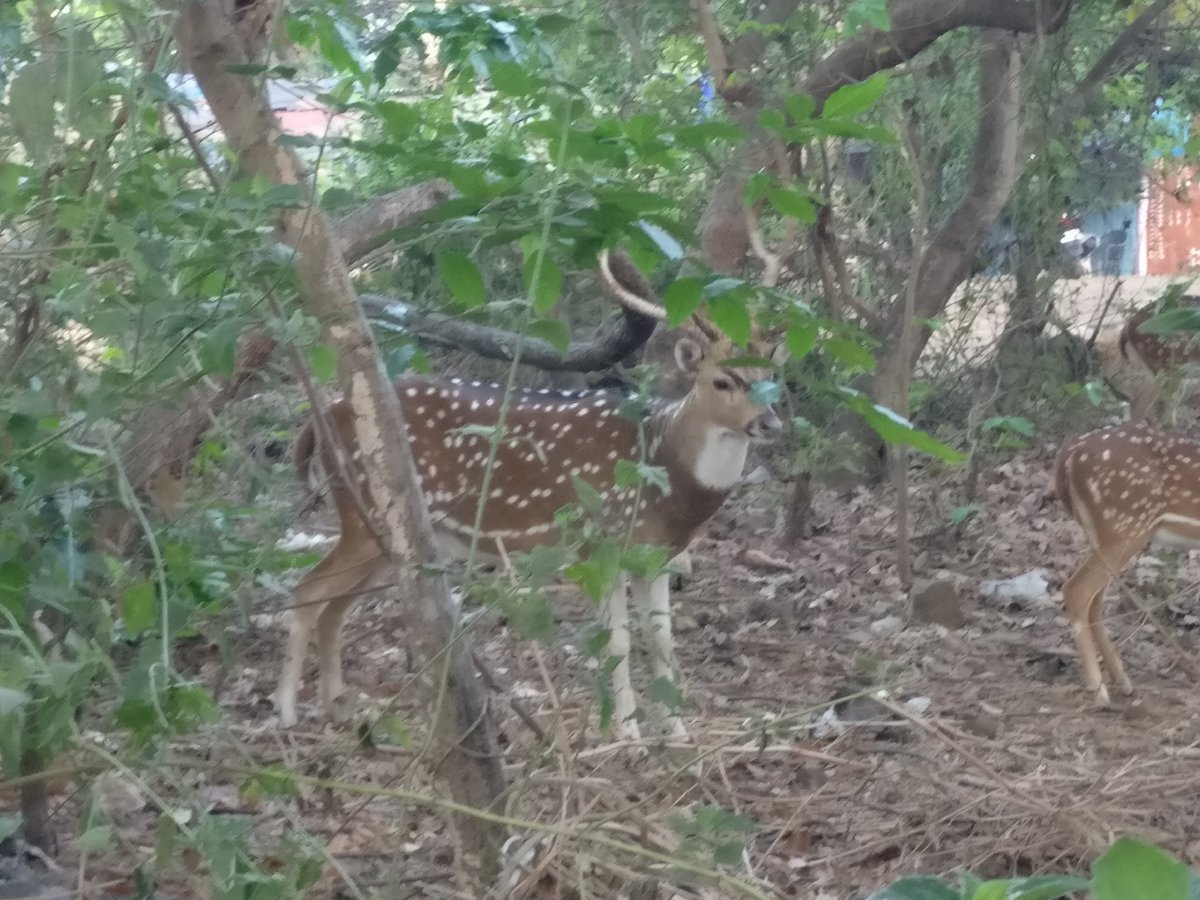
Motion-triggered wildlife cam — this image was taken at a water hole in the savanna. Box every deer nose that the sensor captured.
[747,408,783,442]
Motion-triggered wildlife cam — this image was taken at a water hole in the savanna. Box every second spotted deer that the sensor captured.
[276,251,784,739]
[1055,423,1200,704]
[1119,295,1200,426]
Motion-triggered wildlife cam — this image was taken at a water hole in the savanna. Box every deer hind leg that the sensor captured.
[601,571,640,741]
[315,552,388,721]
[275,539,383,728]
[633,572,688,740]
[1063,545,1140,706]
[1088,580,1133,697]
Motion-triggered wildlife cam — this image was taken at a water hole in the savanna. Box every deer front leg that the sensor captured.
[276,596,319,729]
[601,571,640,740]
[633,572,688,740]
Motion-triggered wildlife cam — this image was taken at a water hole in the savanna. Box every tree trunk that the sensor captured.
[173,0,505,881]
[858,32,1022,478]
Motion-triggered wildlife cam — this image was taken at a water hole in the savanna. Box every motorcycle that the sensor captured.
[1059,214,1099,277]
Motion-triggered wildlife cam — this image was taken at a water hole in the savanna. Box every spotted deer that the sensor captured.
[1055,423,1200,705]
[275,251,785,738]
[1119,295,1200,426]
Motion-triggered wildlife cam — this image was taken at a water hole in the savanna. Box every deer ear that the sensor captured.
[674,337,706,374]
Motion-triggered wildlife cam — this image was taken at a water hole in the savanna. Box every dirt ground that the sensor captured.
[33,272,1200,899]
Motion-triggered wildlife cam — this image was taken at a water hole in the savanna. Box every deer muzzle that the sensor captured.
[746,408,783,443]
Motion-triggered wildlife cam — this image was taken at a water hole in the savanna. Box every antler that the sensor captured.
[359,249,668,372]
[597,249,723,343]
[744,205,797,290]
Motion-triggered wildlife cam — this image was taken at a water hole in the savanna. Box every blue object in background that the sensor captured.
[1150,100,1189,160]
[697,71,716,121]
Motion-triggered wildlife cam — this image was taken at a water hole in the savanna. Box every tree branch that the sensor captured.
[332,179,456,265]
[805,0,1070,102]
[360,284,658,373]
[879,30,1022,376]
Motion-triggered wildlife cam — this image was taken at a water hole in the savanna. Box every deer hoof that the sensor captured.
[275,698,299,730]
[326,691,355,724]
[1093,684,1112,708]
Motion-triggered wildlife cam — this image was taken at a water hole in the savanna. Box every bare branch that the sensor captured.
[805,0,1071,103]
[332,180,456,265]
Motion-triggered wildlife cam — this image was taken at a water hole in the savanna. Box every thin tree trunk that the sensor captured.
[173,0,505,880]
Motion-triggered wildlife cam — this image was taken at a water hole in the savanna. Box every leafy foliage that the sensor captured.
[869,837,1196,900]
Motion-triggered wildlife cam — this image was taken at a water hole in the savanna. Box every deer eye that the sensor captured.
[713,376,735,392]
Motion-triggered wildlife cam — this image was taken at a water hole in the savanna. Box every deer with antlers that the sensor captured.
[275,251,784,739]
[1118,295,1200,426]
[1054,422,1200,704]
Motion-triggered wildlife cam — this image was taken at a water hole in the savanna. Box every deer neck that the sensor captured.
[647,394,749,495]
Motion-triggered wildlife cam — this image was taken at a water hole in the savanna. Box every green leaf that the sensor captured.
[529,318,570,354]
[376,100,418,137]
[502,589,555,643]
[758,108,786,133]
[785,92,816,123]
[786,322,818,360]
[123,581,157,638]
[79,825,114,853]
[845,0,890,33]
[973,875,1090,900]
[371,716,411,748]
[9,58,58,158]
[823,72,888,119]
[570,475,605,514]
[838,389,965,463]
[523,254,563,314]
[647,676,683,712]
[663,278,704,327]
[200,319,243,378]
[865,876,959,900]
[1139,308,1200,335]
[744,171,771,205]
[375,32,403,82]
[1093,837,1192,900]
[437,252,487,308]
[981,415,1034,438]
[307,344,337,382]
[313,12,363,77]
[767,187,817,223]
[224,63,270,75]
[824,337,876,371]
[488,60,534,95]
[707,294,752,346]
[621,543,670,579]
[0,687,29,716]
[565,540,621,602]
[244,765,299,798]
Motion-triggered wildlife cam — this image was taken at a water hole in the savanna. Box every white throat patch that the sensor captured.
[691,426,749,490]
